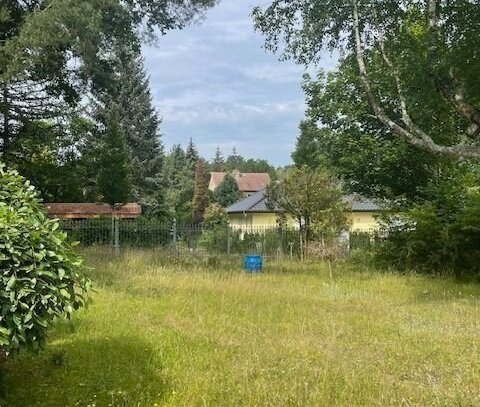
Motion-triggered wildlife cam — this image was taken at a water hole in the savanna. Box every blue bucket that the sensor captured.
[244,255,263,272]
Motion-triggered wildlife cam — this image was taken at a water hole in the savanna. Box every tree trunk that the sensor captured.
[1,83,9,156]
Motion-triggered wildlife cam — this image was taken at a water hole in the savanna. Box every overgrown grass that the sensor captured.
[2,248,480,406]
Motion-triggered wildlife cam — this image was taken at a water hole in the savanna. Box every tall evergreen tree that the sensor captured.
[192,159,208,223]
[97,109,132,207]
[106,48,165,215]
[212,146,224,171]
[163,144,195,221]
[214,174,239,207]
[225,147,243,171]
[0,0,217,161]
[185,138,199,172]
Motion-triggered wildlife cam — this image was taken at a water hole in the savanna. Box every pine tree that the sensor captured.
[192,159,208,223]
[97,108,132,207]
[225,147,243,171]
[107,49,165,215]
[214,174,239,207]
[163,145,195,221]
[212,146,224,171]
[185,138,199,172]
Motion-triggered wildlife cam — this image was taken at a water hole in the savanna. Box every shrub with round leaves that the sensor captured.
[0,163,91,355]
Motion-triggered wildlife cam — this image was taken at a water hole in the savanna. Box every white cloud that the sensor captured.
[142,0,335,165]
[239,63,305,84]
[206,19,254,42]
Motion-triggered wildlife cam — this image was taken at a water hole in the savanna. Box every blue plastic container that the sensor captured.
[244,255,263,272]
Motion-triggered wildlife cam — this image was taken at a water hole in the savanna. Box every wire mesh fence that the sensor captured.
[60,218,378,259]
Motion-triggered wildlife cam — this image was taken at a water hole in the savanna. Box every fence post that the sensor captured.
[279,227,284,260]
[114,217,120,256]
[226,225,231,257]
[172,218,177,256]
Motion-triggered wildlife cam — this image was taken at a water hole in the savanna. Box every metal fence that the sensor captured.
[60,218,377,259]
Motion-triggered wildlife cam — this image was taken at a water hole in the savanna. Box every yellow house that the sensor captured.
[226,189,381,232]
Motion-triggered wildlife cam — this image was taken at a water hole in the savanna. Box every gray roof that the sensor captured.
[343,194,381,212]
[226,189,271,213]
[226,190,381,214]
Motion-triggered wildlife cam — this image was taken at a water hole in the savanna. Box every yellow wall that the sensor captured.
[229,213,279,228]
[346,212,380,231]
[229,211,380,231]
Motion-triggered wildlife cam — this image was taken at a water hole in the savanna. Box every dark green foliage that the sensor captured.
[302,60,453,201]
[253,1,480,158]
[4,116,95,203]
[203,203,228,227]
[376,175,480,275]
[224,147,242,171]
[185,138,199,172]
[291,120,323,169]
[0,0,217,156]
[0,163,91,354]
[212,146,224,172]
[199,203,229,252]
[192,159,208,223]
[97,109,132,206]
[0,0,216,210]
[221,147,276,179]
[214,174,239,207]
[108,49,165,215]
[163,144,195,222]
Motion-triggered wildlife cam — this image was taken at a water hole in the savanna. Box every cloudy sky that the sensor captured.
[143,0,336,166]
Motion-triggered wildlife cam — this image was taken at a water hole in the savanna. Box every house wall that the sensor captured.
[229,213,278,228]
[229,211,380,231]
[346,212,379,231]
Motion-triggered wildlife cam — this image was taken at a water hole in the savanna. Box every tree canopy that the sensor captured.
[0,0,217,156]
[253,1,480,159]
[267,166,346,234]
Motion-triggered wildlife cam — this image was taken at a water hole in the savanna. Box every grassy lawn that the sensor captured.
[2,249,480,406]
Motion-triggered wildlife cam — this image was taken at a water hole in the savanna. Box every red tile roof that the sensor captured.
[209,171,271,192]
[44,203,141,219]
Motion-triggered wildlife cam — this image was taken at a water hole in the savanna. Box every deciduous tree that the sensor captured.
[253,1,480,159]
[291,120,323,169]
[267,166,347,241]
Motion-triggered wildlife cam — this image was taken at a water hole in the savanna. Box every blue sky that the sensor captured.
[143,0,336,166]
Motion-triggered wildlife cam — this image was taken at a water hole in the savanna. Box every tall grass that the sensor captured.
[2,248,480,406]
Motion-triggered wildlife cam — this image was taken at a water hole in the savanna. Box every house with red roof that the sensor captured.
[208,170,271,197]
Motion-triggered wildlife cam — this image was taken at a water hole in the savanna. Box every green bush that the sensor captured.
[376,176,480,275]
[0,164,91,354]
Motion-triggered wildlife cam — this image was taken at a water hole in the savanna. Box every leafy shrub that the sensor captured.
[0,164,91,354]
[376,176,480,275]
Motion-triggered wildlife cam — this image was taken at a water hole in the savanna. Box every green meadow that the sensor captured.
[2,249,480,407]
